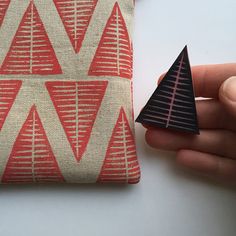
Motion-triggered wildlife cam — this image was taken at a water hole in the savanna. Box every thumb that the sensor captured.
[219,76,236,118]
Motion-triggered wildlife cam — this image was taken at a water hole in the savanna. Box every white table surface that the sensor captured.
[0,1,236,235]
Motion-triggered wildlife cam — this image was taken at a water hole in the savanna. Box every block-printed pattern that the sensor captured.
[0,0,140,184]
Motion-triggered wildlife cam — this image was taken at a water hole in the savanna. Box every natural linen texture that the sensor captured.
[0,0,140,183]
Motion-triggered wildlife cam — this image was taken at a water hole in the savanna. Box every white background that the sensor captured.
[0,0,236,235]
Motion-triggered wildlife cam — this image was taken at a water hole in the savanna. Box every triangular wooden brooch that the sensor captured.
[136,46,199,134]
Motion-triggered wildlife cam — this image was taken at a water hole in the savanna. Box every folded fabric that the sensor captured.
[0,0,140,184]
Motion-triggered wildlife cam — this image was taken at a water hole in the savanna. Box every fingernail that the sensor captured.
[222,76,236,102]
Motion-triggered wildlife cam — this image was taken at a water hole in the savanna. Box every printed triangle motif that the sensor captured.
[46,81,108,162]
[0,80,22,131]
[136,46,199,134]
[54,0,98,53]
[88,2,132,79]
[0,1,62,75]
[97,107,140,183]
[2,105,64,183]
[0,0,10,27]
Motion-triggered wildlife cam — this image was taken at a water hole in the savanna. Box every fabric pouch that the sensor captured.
[0,0,140,183]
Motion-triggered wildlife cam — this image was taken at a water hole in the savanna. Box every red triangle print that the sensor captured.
[46,81,108,162]
[2,105,64,183]
[0,0,10,27]
[54,0,98,53]
[0,80,22,131]
[88,2,132,80]
[0,1,62,75]
[97,107,140,184]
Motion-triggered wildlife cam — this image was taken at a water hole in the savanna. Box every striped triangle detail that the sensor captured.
[2,105,64,183]
[0,80,22,131]
[97,107,140,183]
[46,81,108,162]
[88,2,132,79]
[0,0,10,27]
[54,0,98,53]
[0,1,62,75]
[136,46,199,134]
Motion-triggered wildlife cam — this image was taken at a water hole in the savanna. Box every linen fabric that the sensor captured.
[0,0,140,183]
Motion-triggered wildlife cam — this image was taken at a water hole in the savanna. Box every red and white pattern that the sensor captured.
[97,107,140,183]
[0,0,10,27]
[0,1,139,183]
[0,1,62,75]
[46,81,108,162]
[0,80,22,131]
[54,0,98,53]
[2,105,64,183]
[89,2,132,79]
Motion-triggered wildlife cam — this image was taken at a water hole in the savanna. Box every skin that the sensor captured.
[144,63,236,184]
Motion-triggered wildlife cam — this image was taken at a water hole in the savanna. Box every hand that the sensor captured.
[145,63,236,184]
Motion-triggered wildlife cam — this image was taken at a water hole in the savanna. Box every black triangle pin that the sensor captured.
[136,46,199,134]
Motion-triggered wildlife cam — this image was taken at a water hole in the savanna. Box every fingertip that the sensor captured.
[145,129,155,147]
[145,128,182,149]
[191,63,236,98]
[219,76,236,100]
[219,76,236,118]
[158,73,166,84]
[145,128,167,149]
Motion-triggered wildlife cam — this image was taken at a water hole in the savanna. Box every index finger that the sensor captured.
[159,63,236,98]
